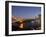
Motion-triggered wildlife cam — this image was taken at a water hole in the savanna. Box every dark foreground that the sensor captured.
[12,20,41,31]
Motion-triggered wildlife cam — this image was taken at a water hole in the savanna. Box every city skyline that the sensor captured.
[12,6,41,19]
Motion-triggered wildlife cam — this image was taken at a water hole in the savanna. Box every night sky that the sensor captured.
[12,6,41,19]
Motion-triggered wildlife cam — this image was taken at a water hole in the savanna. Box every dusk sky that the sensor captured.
[12,6,41,19]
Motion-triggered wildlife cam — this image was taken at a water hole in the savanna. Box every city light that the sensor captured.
[19,23,23,29]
